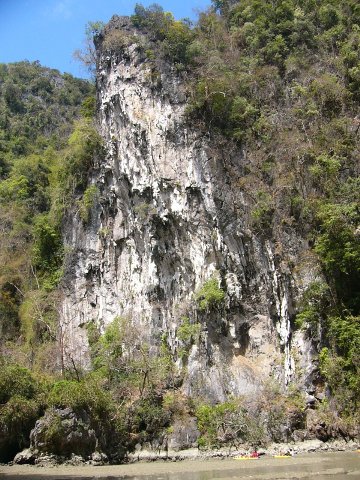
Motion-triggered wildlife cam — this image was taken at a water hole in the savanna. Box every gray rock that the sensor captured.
[13,448,37,465]
[59,14,321,404]
[91,451,108,465]
[168,417,200,450]
[292,429,312,442]
[65,454,85,466]
[30,408,97,458]
[306,395,316,407]
[34,454,60,467]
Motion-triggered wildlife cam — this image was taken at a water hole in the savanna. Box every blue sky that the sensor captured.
[0,0,211,78]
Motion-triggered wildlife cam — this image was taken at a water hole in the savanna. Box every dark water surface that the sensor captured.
[0,451,359,480]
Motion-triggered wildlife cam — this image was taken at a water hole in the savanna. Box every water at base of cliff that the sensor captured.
[1,451,359,480]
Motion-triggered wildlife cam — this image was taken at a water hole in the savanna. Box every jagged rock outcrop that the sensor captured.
[30,408,97,458]
[18,406,126,464]
[61,16,319,400]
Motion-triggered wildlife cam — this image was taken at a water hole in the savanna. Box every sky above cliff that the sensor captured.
[0,0,211,78]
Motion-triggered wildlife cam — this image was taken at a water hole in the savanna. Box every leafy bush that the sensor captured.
[78,184,99,222]
[320,315,360,416]
[18,289,58,348]
[63,119,103,191]
[177,317,201,345]
[261,384,306,442]
[195,275,225,311]
[195,400,263,447]
[0,396,40,462]
[309,74,347,119]
[89,317,174,398]
[0,364,39,403]
[177,316,201,360]
[48,378,113,419]
[80,96,96,118]
[32,214,63,285]
[341,27,360,100]
[131,4,194,66]
[162,20,195,65]
[251,190,274,233]
[295,281,330,331]
[129,393,172,443]
[308,154,342,192]
[102,30,134,53]
[0,282,21,339]
[0,175,29,202]
[131,3,174,40]
[230,96,259,140]
[0,363,42,462]
[315,191,360,312]
[4,83,24,113]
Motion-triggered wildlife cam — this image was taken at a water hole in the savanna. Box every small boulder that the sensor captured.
[13,448,37,465]
[34,453,61,467]
[65,454,85,466]
[306,395,317,408]
[91,451,108,465]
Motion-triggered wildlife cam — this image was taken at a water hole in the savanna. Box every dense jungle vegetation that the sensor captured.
[0,61,104,460]
[0,0,359,464]
[0,61,99,353]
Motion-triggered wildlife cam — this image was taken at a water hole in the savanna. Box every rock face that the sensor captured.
[168,417,200,450]
[61,16,318,400]
[30,408,97,458]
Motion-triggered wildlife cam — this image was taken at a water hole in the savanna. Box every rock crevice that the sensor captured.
[61,18,317,400]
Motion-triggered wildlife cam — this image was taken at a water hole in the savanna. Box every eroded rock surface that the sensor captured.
[30,408,96,458]
[60,16,319,400]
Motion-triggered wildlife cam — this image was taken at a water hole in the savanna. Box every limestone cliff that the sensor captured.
[61,16,319,401]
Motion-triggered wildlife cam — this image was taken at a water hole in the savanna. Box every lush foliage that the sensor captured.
[0,61,98,369]
[295,281,330,332]
[195,386,306,448]
[0,363,43,461]
[195,275,225,311]
[319,315,360,417]
[196,400,256,447]
[78,184,99,222]
[88,317,174,399]
[177,316,201,361]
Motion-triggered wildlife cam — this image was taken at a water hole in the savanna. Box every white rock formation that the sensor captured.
[60,16,317,400]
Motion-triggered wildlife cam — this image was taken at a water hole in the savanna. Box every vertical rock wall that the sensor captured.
[61,17,318,400]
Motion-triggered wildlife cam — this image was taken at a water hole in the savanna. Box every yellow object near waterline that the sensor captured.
[234,456,260,460]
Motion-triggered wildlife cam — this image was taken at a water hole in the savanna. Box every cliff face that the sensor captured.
[61,16,318,401]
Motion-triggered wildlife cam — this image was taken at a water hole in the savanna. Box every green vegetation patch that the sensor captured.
[195,275,225,311]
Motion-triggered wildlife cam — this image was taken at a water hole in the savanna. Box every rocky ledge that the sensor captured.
[12,439,359,467]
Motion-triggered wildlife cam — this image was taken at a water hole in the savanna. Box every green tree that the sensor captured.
[73,21,105,75]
